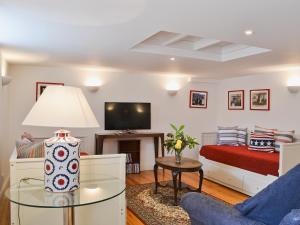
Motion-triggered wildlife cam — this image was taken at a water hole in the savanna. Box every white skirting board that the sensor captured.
[9,151,126,225]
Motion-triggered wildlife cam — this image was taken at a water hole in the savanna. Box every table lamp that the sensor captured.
[23,86,99,192]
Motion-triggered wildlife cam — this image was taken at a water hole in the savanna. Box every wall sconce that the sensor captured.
[85,77,102,93]
[287,76,300,93]
[86,85,100,92]
[1,75,12,86]
[166,81,180,96]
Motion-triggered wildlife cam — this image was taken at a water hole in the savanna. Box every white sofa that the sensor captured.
[200,132,300,196]
[9,149,126,225]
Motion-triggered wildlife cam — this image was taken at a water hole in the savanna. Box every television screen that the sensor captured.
[105,102,151,130]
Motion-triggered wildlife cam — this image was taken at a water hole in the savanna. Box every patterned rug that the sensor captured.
[126,182,231,225]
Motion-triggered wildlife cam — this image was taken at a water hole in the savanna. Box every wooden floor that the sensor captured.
[0,170,248,225]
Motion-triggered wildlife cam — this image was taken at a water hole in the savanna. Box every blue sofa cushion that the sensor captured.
[181,192,266,225]
[235,164,300,225]
[279,209,300,225]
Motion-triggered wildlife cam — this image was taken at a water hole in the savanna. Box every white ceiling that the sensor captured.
[1,0,300,79]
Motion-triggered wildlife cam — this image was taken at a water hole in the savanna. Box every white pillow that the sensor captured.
[217,126,238,146]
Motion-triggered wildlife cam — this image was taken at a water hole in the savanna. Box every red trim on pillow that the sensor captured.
[80,152,89,156]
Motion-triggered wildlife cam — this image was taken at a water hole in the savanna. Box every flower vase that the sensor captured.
[175,151,182,164]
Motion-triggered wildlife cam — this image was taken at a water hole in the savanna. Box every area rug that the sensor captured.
[126,182,231,225]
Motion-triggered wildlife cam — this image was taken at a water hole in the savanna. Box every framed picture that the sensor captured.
[189,90,208,108]
[228,90,244,110]
[250,89,270,111]
[36,82,64,101]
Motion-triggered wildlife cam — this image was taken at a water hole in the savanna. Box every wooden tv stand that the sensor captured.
[95,132,165,158]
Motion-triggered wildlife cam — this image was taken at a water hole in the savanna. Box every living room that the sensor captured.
[1,1,300,225]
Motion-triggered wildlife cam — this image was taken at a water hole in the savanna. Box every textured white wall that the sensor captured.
[0,55,9,186]
[216,72,300,132]
[3,64,218,175]
[0,55,3,186]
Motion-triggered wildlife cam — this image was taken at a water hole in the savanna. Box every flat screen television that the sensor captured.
[105,102,151,130]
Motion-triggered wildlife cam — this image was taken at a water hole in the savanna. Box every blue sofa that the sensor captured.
[181,164,300,225]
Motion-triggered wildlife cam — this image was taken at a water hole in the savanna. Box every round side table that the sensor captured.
[154,156,204,205]
[6,176,125,225]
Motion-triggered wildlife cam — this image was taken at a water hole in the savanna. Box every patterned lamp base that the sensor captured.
[44,129,80,193]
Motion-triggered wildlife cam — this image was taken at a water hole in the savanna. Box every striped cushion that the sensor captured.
[274,130,294,152]
[237,128,248,146]
[217,126,238,146]
[17,141,44,158]
[254,125,277,135]
[16,138,32,148]
[248,133,275,152]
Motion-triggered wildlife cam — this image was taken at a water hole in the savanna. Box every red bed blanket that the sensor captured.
[200,145,279,176]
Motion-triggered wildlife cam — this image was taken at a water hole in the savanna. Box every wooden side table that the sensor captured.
[95,132,165,158]
[154,156,204,205]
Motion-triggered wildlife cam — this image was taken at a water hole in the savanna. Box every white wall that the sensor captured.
[0,54,9,187]
[3,64,300,178]
[0,55,3,187]
[3,64,218,175]
[217,72,300,133]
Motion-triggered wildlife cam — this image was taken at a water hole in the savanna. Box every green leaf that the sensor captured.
[170,124,177,131]
[178,125,185,131]
[164,123,199,153]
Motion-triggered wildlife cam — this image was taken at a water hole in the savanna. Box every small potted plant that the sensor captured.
[164,124,199,164]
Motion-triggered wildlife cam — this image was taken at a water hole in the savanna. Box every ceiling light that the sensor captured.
[244,30,254,36]
[170,57,176,61]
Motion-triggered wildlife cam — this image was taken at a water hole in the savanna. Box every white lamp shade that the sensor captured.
[23,86,100,128]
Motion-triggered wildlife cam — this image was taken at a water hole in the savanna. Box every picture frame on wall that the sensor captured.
[250,89,270,111]
[228,90,244,110]
[189,90,208,108]
[36,82,64,101]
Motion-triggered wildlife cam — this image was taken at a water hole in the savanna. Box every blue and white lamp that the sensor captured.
[22,86,99,192]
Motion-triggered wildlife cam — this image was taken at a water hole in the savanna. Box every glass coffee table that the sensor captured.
[5,175,125,225]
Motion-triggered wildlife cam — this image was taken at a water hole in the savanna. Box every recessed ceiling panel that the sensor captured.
[132,31,271,62]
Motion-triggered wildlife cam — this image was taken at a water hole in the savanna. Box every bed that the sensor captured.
[200,132,300,196]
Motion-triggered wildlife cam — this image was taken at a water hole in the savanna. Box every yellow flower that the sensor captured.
[175,140,183,150]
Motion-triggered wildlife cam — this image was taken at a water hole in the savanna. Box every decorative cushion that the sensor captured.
[235,164,300,225]
[21,132,34,142]
[248,133,275,152]
[237,128,248,146]
[17,140,88,158]
[274,130,295,152]
[80,152,89,156]
[17,141,44,158]
[254,125,276,135]
[217,126,238,146]
[16,137,32,148]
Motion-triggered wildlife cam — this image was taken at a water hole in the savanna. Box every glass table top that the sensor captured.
[5,175,125,208]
